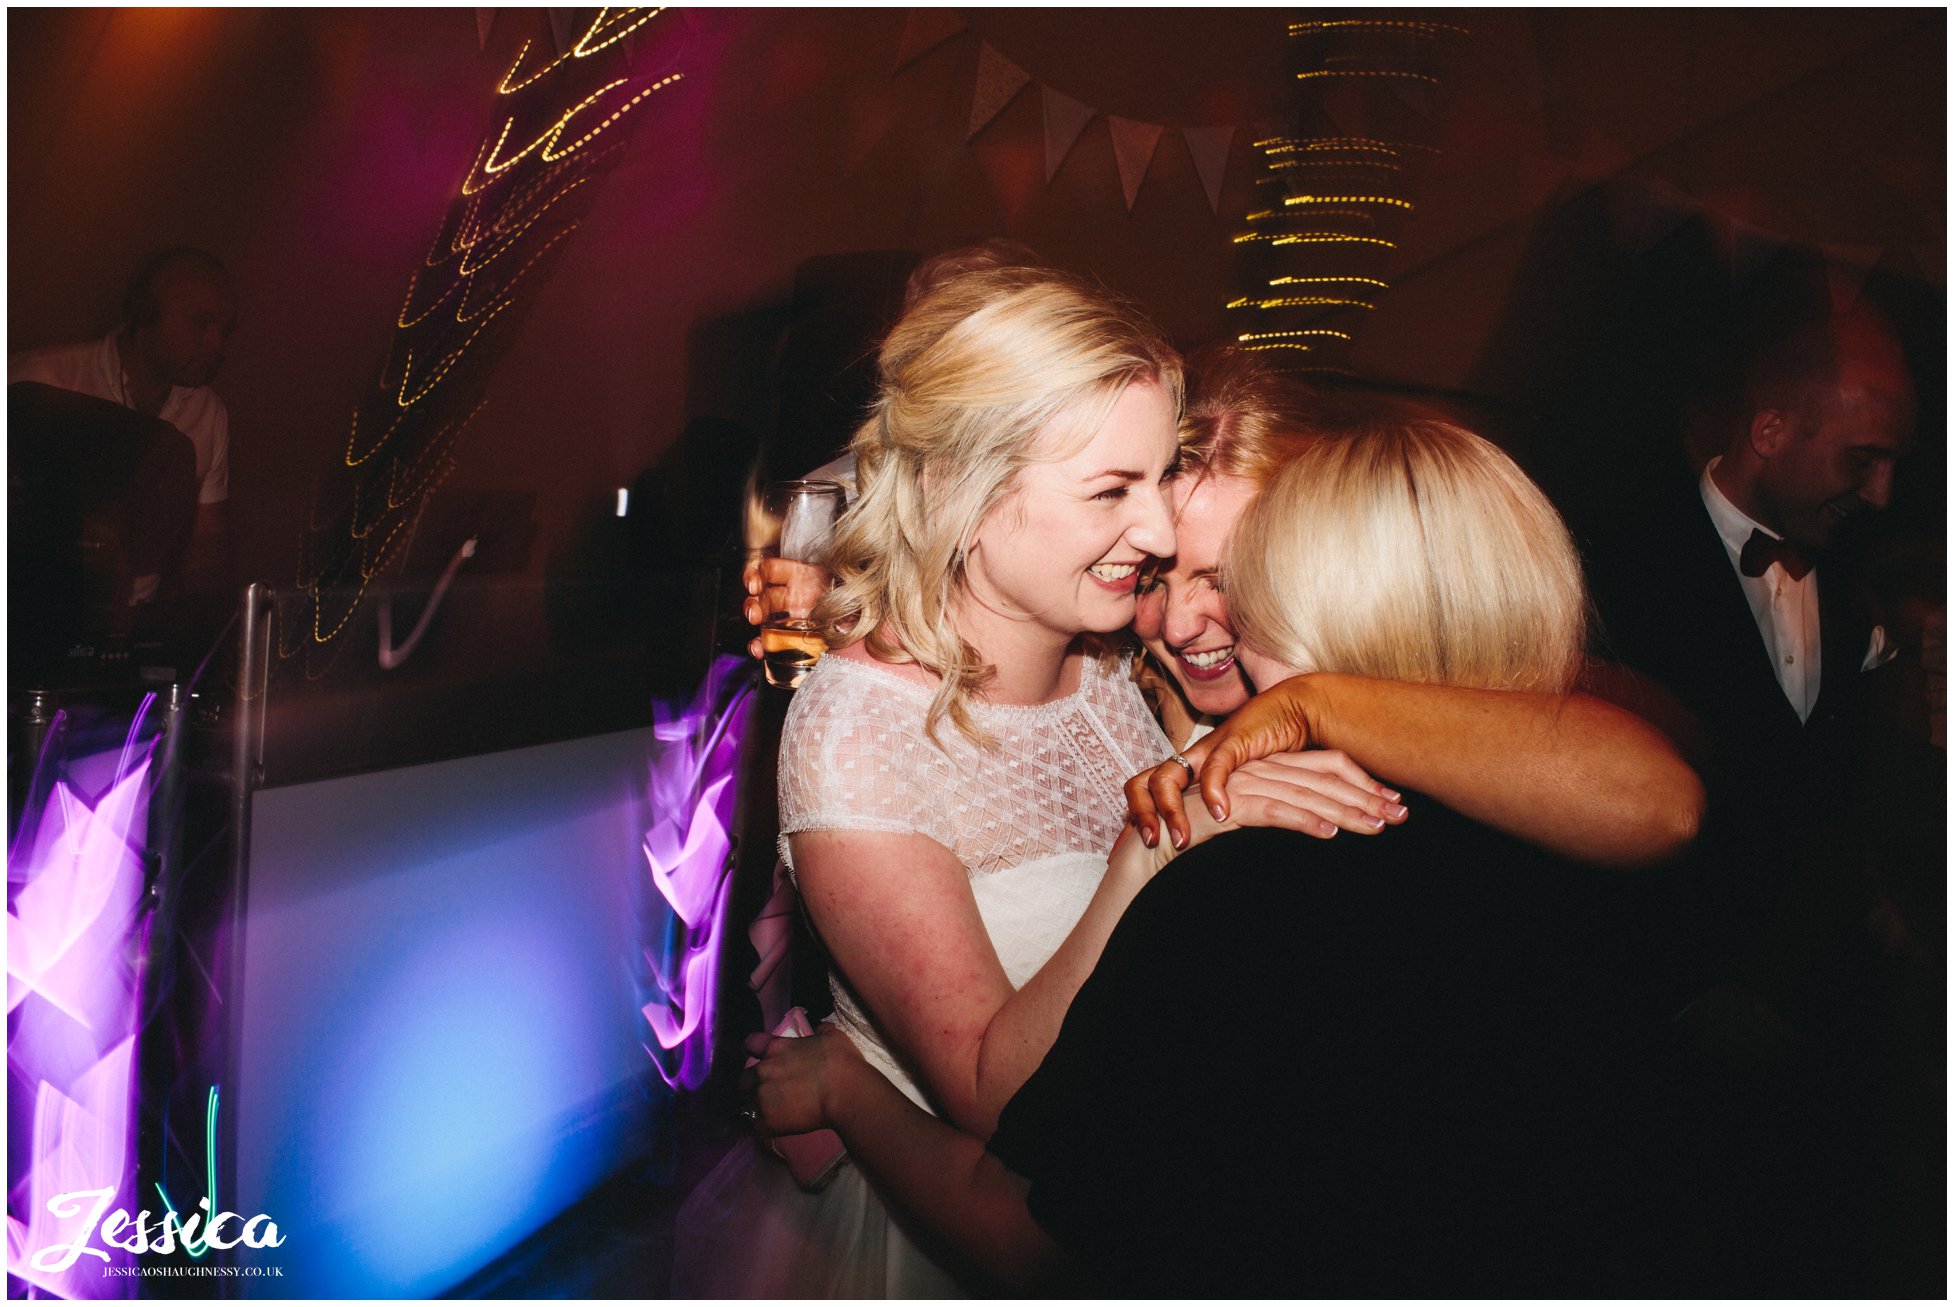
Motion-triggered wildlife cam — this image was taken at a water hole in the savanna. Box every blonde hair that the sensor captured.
[1224,419,1586,693]
[816,262,1183,745]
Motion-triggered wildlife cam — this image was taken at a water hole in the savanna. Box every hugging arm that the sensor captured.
[791,824,1162,1138]
[1130,673,1704,868]
[747,1027,1066,1292]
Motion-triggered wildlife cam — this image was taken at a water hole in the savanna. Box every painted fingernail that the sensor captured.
[1142,826,1157,848]
[1209,802,1226,821]
[1172,827,1187,850]
[1379,787,1402,802]
[1384,803,1408,820]
[1366,815,1386,830]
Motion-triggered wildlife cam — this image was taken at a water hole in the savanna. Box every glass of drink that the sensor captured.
[753,480,846,689]
[761,616,827,690]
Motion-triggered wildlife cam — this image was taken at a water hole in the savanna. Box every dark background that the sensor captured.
[9,8,1943,597]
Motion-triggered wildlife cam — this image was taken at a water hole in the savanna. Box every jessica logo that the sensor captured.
[30,1189,286,1273]
[26,1085,283,1275]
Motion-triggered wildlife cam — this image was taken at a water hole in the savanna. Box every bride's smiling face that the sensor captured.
[963,378,1180,641]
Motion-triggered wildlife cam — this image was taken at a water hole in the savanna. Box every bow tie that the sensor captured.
[1739,528,1813,581]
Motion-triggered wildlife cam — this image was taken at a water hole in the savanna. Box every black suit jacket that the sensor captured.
[1587,472,1882,981]
[1590,472,1877,814]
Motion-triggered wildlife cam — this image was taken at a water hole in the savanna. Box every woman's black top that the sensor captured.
[988,797,1653,1299]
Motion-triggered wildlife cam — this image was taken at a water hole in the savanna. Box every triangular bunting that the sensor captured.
[475,9,496,50]
[1042,86,1096,182]
[1182,126,1233,213]
[1107,117,1164,211]
[546,8,578,59]
[968,43,1031,141]
[1822,244,1884,310]
[894,9,966,71]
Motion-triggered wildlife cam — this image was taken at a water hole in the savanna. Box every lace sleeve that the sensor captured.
[776,662,957,870]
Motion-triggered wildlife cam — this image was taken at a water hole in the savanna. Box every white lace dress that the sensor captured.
[671,651,1169,1298]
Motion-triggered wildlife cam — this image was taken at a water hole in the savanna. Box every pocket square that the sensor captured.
[1861,624,1898,672]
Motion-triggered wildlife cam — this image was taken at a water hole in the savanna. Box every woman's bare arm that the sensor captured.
[748,1026,1063,1292]
[1129,674,1703,868]
[791,824,1162,1138]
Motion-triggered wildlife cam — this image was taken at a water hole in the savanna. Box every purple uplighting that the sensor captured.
[640,657,754,1091]
[7,700,158,1298]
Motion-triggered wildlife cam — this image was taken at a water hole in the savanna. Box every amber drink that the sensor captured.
[762,617,827,689]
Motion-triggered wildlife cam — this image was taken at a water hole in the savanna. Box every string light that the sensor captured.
[295,5,679,670]
[572,6,663,57]
[1232,295,1376,310]
[1296,70,1439,83]
[395,300,511,407]
[1288,19,1468,35]
[1255,135,1436,154]
[1237,329,1354,342]
[1282,193,1413,209]
[1269,276,1390,288]
[1266,159,1403,172]
[499,7,666,92]
[1272,234,1396,247]
[1236,231,1398,247]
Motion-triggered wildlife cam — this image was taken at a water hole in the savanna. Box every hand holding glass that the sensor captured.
[755,480,844,688]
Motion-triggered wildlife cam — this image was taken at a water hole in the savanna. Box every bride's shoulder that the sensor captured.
[786,646,934,741]
[825,639,938,688]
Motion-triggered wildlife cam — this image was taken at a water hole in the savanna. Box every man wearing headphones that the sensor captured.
[11,247,237,602]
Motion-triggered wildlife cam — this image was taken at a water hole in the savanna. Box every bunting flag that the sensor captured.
[1041,86,1097,181]
[894,8,966,71]
[1182,125,1234,213]
[475,8,496,51]
[1107,116,1164,211]
[546,7,578,58]
[968,42,1031,140]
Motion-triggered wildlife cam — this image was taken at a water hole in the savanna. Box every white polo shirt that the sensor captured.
[9,332,230,505]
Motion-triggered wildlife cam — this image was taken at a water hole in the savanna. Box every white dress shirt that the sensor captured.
[1701,458,1821,721]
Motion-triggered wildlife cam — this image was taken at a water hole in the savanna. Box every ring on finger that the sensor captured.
[1167,751,1195,782]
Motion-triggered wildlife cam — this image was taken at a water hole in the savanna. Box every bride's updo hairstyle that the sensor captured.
[816,259,1182,746]
[1224,419,1586,694]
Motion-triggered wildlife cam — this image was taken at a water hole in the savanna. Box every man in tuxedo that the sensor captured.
[1588,302,1917,1294]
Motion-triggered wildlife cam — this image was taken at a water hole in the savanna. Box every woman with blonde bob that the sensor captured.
[1224,415,1587,696]
[675,263,1399,1297]
[746,418,1668,1296]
